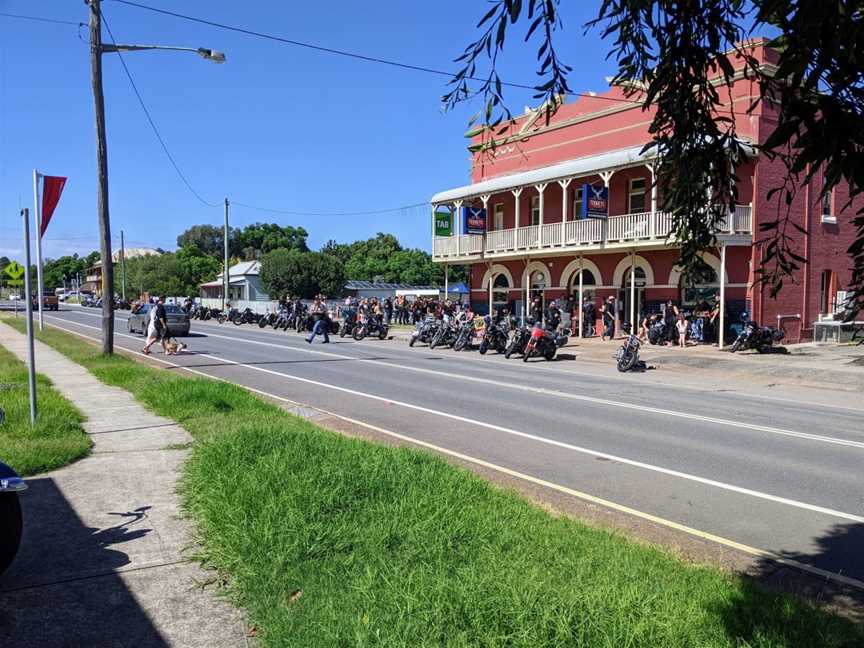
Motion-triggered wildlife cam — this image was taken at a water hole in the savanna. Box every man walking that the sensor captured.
[306,296,330,344]
[601,295,617,341]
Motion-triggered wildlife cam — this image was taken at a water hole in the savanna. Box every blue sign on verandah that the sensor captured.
[581,184,609,219]
[462,206,487,234]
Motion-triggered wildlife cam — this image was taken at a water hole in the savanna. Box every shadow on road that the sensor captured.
[718,523,864,642]
[163,356,391,371]
[0,477,168,647]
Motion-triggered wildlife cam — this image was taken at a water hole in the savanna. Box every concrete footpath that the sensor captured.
[0,322,249,647]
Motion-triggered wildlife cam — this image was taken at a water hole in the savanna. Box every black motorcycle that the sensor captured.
[730,321,785,353]
[451,318,476,352]
[430,319,458,349]
[258,312,277,328]
[353,315,389,340]
[231,307,258,326]
[409,317,441,347]
[504,323,532,359]
[615,323,642,372]
[646,316,668,345]
[340,310,358,338]
[479,316,510,355]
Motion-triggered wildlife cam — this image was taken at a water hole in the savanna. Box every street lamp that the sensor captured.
[86,0,224,354]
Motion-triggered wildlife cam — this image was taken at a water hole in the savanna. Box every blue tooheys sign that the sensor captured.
[462,206,487,234]
[581,184,608,219]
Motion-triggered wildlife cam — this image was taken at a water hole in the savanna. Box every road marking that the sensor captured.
[43,316,864,524]
[55,313,864,450]
[30,319,864,593]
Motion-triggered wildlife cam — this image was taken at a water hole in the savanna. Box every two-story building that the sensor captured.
[429,40,860,343]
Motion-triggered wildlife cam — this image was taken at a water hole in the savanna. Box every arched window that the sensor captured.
[681,267,719,306]
[570,269,596,303]
[492,274,510,306]
[530,271,547,290]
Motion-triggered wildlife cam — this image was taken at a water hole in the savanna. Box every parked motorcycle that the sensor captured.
[451,318,477,352]
[504,323,532,359]
[478,315,509,355]
[522,323,570,362]
[258,312,277,328]
[353,315,389,340]
[646,316,668,345]
[340,310,358,338]
[615,323,642,372]
[0,460,26,575]
[230,307,258,326]
[430,319,458,349]
[730,320,785,353]
[409,317,441,347]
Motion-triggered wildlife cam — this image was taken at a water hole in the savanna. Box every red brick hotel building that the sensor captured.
[430,40,859,343]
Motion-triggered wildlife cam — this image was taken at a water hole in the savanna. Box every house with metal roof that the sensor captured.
[199,260,268,301]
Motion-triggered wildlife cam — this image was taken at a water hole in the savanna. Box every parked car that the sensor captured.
[32,291,59,311]
[127,303,190,336]
[0,460,26,575]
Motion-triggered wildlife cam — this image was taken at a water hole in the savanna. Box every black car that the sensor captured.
[127,303,191,336]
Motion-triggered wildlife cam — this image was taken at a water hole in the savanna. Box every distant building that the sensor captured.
[199,261,268,301]
[343,280,468,301]
[81,247,162,296]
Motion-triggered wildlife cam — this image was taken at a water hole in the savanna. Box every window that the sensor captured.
[681,268,719,306]
[530,270,546,290]
[820,269,833,314]
[572,189,583,221]
[822,175,834,222]
[628,177,647,214]
[493,273,509,306]
[530,196,540,226]
[493,203,504,231]
[570,269,596,303]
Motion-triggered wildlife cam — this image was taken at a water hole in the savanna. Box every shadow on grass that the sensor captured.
[718,523,864,643]
[0,478,168,647]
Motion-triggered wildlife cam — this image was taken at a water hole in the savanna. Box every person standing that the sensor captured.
[676,313,688,348]
[306,297,330,344]
[663,299,679,346]
[142,297,168,355]
[601,295,616,341]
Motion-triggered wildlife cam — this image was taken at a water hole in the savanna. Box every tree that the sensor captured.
[176,245,222,288]
[235,223,309,259]
[176,224,228,258]
[448,1,864,315]
[260,249,345,299]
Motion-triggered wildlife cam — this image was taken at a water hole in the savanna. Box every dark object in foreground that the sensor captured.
[730,320,785,354]
[615,323,642,372]
[0,461,26,575]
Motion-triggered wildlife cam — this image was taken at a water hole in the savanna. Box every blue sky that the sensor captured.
[1,1,619,261]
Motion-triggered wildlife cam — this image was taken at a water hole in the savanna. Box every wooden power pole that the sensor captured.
[88,0,114,354]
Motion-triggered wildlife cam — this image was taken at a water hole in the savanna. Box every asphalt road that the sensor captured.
[16,305,864,589]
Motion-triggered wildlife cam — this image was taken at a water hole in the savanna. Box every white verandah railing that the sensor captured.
[432,205,752,259]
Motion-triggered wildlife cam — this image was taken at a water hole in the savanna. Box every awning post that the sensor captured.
[578,254,584,338]
[719,244,726,348]
[630,252,636,330]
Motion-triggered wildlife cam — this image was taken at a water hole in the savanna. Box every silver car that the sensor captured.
[127,303,190,336]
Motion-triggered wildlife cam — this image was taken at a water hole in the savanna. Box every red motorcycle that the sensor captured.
[522,323,570,362]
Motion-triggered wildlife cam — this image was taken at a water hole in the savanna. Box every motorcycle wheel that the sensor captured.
[617,349,637,372]
[544,347,556,361]
[0,492,23,575]
[504,342,515,359]
[340,326,348,338]
[353,327,366,341]
[453,335,467,352]
[479,339,489,355]
[379,328,388,340]
[409,335,417,347]
[258,319,267,328]
[429,333,441,349]
[730,338,743,353]
[217,315,226,324]
[522,347,532,362]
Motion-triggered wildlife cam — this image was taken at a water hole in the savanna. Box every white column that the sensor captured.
[578,255,584,338]
[488,263,494,316]
[523,262,529,323]
[558,178,571,245]
[444,264,449,300]
[629,252,636,329]
[512,188,523,230]
[481,194,490,225]
[719,243,727,348]
[647,163,657,239]
[33,170,44,330]
[453,200,463,256]
[536,183,547,246]
[599,171,614,245]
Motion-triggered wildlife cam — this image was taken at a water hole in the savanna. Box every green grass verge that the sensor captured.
[0,340,90,476]
[7,318,863,647]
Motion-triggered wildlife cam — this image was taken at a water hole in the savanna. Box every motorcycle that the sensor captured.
[504,323,532,359]
[522,323,570,362]
[615,323,642,372]
[231,307,257,326]
[409,317,441,347]
[730,320,785,353]
[0,460,26,575]
[451,318,477,352]
[340,310,358,338]
[478,315,510,355]
[353,315,389,340]
[647,316,668,345]
[258,312,277,328]
[430,319,458,349]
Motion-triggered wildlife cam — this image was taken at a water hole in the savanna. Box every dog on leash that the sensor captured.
[164,338,188,355]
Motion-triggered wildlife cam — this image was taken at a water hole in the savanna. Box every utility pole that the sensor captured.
[120,229,126,301]
[32,170,44,331]
[223,197,229,311]
[21,209,37,424]
[88,0,114,354]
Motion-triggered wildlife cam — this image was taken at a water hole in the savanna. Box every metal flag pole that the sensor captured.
[32,170,44,331]
[22,208,37,423]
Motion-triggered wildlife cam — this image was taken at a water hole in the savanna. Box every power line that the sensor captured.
[0,12,84,27]
[100,11,222,207]
[110,0,641,106]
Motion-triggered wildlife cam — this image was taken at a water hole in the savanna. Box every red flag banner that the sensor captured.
[40,175,67,237]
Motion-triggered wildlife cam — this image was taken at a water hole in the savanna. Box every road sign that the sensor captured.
[4,261,25,280]
[6,279,24,286]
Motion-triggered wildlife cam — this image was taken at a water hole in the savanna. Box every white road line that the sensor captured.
[43,317,864,524]
[57,313,864,450]
[34,318,864,593]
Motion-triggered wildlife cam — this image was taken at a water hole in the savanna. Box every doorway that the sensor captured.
[619,266,646,325]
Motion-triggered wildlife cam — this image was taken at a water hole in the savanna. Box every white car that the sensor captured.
[9,294,20,301]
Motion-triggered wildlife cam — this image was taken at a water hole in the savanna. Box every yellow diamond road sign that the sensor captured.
[4,261,25,280]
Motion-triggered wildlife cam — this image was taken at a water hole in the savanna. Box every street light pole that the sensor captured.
[88,0,114,355]
[120,229,126,302]
[223,198,229,311]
